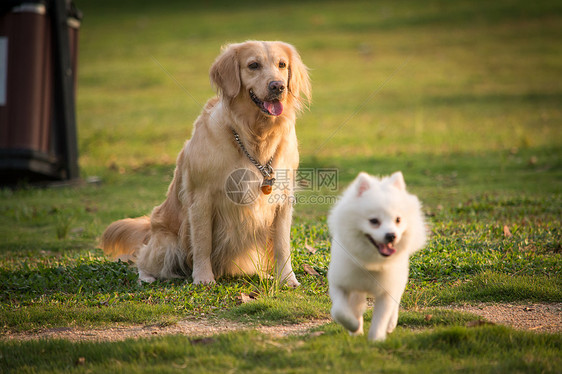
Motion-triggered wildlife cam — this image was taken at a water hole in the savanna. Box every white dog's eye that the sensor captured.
[248,62,260,70]
[396,217,401,224]
[369,218,380,226]
[279,61,287,69]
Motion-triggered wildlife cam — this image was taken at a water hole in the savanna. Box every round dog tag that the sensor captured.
[261,184,272,194]
[261,178,274,194]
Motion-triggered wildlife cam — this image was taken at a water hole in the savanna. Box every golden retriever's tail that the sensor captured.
[100,217,151,263]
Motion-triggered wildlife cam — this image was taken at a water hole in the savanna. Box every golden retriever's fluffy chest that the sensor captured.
[211,193,283,275]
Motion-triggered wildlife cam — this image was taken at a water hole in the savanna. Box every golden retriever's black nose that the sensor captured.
[268,81,285,94]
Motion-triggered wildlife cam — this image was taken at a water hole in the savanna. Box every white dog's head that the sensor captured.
[330,171,426,260]
[355,172,409,257]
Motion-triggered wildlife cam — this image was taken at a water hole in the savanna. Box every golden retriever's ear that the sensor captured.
[209,44,241,99]
[281,42,312,111]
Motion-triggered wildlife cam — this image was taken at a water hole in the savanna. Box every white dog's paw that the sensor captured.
[349,326,364,336]
[368,328,387,342]
[387,309,399,333]
[332,308,360,333]
[350,317,364,336]
[386,321,397,334]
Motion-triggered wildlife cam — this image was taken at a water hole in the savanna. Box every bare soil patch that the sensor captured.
[1,303,559,342]
[1,318,332,343]
[446,302,561,334]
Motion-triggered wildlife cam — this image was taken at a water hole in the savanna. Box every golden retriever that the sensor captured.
[101,41,311,286]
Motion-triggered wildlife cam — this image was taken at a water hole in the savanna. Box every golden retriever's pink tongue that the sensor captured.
[264,101,283,116]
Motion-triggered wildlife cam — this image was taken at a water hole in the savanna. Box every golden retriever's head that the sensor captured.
[210,41,311,118]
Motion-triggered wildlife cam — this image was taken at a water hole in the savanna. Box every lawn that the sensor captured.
[0,0,561,372]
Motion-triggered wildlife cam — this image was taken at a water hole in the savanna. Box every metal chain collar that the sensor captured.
[231,128,274,179]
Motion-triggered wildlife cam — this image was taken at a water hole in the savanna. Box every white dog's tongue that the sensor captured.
[264,101,283,116]
[377,243,396,257]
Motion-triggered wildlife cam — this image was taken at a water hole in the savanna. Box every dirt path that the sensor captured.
[1,318,332,342]
[1,303,560,342]
[445,302,561,334]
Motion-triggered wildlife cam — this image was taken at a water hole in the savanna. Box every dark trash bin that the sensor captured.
[0,0,81,185]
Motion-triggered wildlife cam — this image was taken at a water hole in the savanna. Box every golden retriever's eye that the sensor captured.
[396,217,401,224]
[278,61,287,69]
[248,62,260,70]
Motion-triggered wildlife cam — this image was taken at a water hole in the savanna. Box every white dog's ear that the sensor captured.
[355,172,371,197]
[280,42,311,112]
[389,171,406,191]
[210,44,241,99]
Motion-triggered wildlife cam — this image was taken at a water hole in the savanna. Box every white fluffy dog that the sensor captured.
[327,171,427,341]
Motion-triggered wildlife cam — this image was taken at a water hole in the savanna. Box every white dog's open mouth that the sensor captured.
[365,234,396,257]
[249,89,283,116]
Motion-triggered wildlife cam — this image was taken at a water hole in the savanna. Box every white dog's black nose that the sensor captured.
[385,233,396,243]
[268,80,285,94]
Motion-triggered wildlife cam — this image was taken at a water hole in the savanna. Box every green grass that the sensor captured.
[1,0,561,371]
[1,326,560,373]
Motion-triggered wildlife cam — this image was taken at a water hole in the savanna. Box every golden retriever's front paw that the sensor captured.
[192,264,215,285]
[192,272,216,285]
[285,274,300,288]
[138,269,156,284]
[193,277,216,285]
